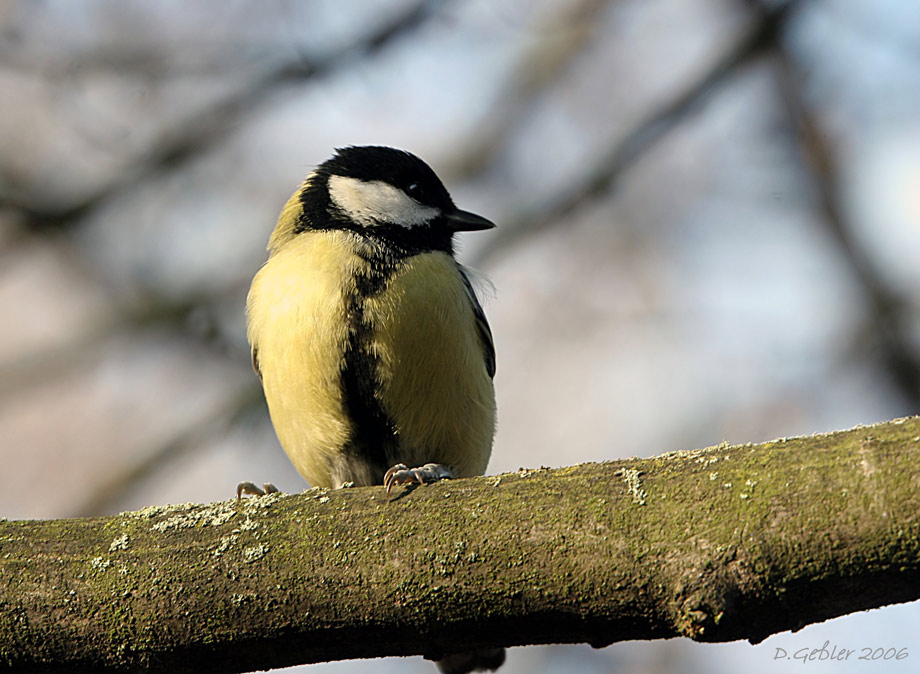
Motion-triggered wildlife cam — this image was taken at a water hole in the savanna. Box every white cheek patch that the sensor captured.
[328,175,440,228]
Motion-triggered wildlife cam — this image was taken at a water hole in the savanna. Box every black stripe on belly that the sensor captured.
[339,238,402,482]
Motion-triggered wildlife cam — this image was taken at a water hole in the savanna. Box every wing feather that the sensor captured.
[251,346,262,381]
[458,268,495,379]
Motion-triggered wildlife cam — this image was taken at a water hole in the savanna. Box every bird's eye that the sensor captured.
[406,183,423,199]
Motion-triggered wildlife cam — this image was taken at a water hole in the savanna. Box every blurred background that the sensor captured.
[2,0,920,671]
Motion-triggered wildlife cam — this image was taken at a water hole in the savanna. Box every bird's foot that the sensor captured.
[236,481,280,500]
[383,463,454,501]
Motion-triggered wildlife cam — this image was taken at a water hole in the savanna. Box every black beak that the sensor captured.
[445,208,496,232]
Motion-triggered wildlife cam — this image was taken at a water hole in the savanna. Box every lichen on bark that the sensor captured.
[1,417,919,673]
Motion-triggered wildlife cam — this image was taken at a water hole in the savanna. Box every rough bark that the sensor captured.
[2,416,919,673]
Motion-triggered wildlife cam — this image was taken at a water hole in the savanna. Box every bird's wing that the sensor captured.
[458,267,496,379]
[251,346,262,382]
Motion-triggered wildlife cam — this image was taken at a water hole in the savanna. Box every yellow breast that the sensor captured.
[366,253,495,478]
[246,230,495,488]
[246,231,355,487]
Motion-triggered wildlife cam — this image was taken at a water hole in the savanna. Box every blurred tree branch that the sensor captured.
[2,0,447,233]
[445,0,610,180]
[3,416,920,673]
[0,276,263,517]
[749,0,920,406]
[472,0,799,268]
[0,282,245,399]
[70,386,265,518]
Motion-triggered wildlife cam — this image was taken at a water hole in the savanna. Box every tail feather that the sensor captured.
[436,647,506,674]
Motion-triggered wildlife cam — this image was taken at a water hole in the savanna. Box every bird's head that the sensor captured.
[269,146,494,255]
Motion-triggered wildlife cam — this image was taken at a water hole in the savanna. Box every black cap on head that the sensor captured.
[295,146,494,253]
[325,146,455,212]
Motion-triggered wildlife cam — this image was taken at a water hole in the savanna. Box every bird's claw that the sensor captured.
[383,463,454,502]
[236,481,280,500]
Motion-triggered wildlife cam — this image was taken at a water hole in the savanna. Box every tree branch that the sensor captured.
[763,28,920,406]
[3,416,920,673]
[472,0,799,268]
[7,0,446,232]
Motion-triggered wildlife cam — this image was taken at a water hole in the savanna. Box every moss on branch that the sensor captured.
[2,417,920,673]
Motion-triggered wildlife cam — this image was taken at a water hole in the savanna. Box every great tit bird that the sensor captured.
[244,146,503,673]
